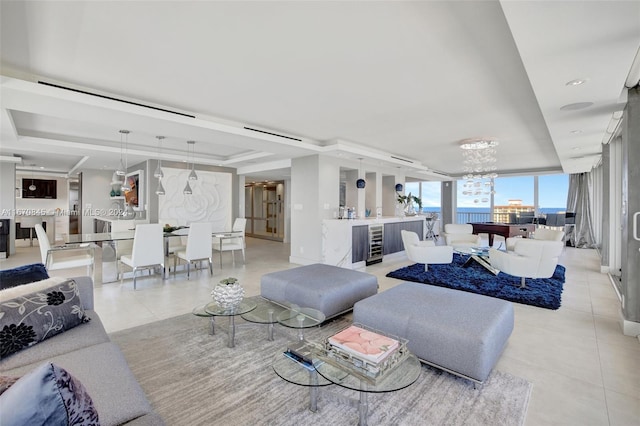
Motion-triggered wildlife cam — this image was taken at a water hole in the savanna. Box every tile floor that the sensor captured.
[2,237,639,425]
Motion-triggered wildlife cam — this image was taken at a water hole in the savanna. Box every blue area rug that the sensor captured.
[386,253,565,310]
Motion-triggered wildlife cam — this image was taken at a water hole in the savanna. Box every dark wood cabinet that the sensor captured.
[352,225,369,263]
[383,219,424,255]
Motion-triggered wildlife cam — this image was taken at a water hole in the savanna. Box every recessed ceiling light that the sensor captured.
[570,130,583,134]
[565,79,587,86]
[571,146,584,151]
[39,166,45,169]
[560,102,593,111]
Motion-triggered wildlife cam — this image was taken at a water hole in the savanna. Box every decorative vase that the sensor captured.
[211,279,244,310]
[404,203,416,216]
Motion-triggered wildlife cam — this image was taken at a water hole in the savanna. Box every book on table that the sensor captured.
[327,325,400,364]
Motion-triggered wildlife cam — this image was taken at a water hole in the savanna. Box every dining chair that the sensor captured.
[20,216,43,247]
[212,218,246,266]
[119,224,165,290]
[175,222,213,279]
[35,224,94,277]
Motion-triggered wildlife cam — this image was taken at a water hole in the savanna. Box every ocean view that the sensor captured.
[421,207,567,214]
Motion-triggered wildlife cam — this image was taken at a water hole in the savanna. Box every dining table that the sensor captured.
[62,228,242,283]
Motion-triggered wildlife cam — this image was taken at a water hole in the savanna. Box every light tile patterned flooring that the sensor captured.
[3,238,639,425]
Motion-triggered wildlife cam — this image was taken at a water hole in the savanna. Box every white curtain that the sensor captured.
[567,173,596,248]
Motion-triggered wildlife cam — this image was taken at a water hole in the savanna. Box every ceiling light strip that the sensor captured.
[243,127,302,142]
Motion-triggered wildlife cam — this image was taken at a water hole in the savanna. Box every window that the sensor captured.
[538,174,569,214]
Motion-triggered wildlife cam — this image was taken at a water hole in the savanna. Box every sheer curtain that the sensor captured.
[567,173,595,248]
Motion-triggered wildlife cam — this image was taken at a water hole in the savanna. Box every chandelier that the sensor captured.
[460,138,499,204]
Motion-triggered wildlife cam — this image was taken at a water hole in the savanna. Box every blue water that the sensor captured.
[421,207,566,214]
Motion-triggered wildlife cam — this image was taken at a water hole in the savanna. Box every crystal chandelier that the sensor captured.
[460,138,499,204]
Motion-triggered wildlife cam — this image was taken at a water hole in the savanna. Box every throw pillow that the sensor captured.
[0,263,50,290]
[0,362,100,426]
[0,279,90,358]
[0,276,67,301]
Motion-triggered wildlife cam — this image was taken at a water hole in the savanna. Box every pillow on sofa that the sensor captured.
[0,362,100,426]
[0,276,67,301]
[0,278,90,358]
[0,263,49,290]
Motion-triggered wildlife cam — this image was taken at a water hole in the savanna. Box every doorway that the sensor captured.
[245,182,285,241]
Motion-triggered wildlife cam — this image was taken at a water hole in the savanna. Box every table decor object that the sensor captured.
[211,277,244,309]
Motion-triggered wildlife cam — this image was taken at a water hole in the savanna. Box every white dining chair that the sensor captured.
[212,218,246,266]
[35,224,94,277]
[175,222,213,279]
[119,223,165,290]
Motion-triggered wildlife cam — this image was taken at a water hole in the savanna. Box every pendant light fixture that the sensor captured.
[183,140,194,195]
[115,129,127,176]
[154,136,164,178]
[119,130,131,192]
[356,158,366,189]
[188,140,198,180]
[28,164,37,191]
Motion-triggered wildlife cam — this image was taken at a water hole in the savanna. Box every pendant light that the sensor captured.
[115,129,127,176]
[154,136,164,178]
[183,140,194,195]
[28,164,37,191]
[187,140,198,180]
[356,158,366,189]
[119,130,131,192]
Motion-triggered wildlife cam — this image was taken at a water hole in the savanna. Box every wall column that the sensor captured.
[621,86,640,336]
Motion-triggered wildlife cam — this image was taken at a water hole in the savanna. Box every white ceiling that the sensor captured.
[1,1,639,181]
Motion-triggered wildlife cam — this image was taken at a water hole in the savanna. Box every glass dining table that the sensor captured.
[63,231,183,283]
[63,228,242,283]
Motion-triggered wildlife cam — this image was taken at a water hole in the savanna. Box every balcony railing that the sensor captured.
[456,212,492,224]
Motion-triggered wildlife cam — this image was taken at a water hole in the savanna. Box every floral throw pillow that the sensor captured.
[0,362,100,425]
[0,279,90,358]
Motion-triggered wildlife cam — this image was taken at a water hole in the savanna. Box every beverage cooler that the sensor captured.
[0,218,10,258]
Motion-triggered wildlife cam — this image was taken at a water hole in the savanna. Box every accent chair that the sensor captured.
[443,224,482,248]
[505,228,565,251]
[401,230,453,271]
[489,238,564,288]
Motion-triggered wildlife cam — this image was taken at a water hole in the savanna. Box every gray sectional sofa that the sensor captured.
[0,276,163,425]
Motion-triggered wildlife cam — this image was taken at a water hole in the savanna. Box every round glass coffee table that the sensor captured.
[240,298,290,341]
[204,299,257,348]
[276,306,326,341]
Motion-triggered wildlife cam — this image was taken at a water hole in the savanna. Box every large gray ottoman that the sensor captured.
[353,282,513,383]
[261,264,378,319]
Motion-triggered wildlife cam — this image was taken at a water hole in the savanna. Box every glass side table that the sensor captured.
[203,299,257,348]
[277,306,326,341]
[240,298,289,341]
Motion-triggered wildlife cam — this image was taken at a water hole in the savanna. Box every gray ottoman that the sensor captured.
[260,264,378,319]
[353,282,513,383]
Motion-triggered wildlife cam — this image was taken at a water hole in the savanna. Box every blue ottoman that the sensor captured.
[353,282,513,383]
[260,264,378,320]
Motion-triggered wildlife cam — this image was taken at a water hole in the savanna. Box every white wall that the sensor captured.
[0,162,16,255]
[290,155,340,264]
[80,169,115,233]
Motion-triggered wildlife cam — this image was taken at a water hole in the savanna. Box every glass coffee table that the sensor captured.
[276,305,326,341]
[273,339,421,426]
[454,246,500,275]
[240,298,290,341]
[203,299,257,348]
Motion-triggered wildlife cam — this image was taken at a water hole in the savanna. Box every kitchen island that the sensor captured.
[322,216,425,269]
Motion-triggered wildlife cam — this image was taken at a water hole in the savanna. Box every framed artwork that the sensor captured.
[124,170,144,211]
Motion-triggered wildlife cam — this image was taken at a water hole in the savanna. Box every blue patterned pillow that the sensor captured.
[0,263,49,290]
[0,279,90,358]
[0,362,100,425]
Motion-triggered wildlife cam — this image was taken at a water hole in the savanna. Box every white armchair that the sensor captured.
[401,230,453,271]
[443,224,482,248]
[489,239,564,288]
[506,228,564,251]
